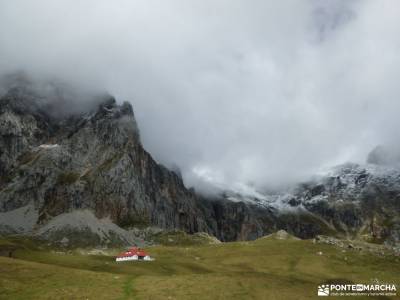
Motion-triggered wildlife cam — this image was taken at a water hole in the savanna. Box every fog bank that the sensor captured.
[1,0,400,192]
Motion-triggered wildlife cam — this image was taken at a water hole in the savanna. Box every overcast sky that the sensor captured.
[1,0,400,192]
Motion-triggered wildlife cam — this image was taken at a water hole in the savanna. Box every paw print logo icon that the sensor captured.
[318,285,330,296]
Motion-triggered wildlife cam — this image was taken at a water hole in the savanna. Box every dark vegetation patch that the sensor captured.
[118,213,150,229]
[151,230,219,246]
[56,172,80,185]
[18,151,40,165]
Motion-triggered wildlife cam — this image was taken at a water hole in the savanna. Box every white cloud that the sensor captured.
[1,0,400,191]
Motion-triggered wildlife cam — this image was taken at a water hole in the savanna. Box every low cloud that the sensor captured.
[1,0,400,192]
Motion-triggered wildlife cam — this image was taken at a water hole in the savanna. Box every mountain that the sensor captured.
[293,163,400,245]
[0,82,211,245]
[213,162,400,246]
[0,79,399,247]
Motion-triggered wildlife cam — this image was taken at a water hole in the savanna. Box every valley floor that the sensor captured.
[0,236,399,300]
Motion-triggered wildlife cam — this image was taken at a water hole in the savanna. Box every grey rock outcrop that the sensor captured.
[290,163,400,245]
[0,83,211,240]
[1,80,399,246]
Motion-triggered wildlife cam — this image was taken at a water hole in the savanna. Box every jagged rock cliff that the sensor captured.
[0,82,323,244]
[231,162,400,246]
[294,163,400,245]
[0,83,213,243]
[1,81,399,247]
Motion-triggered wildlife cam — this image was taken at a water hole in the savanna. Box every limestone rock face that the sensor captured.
[1,81,399,246]
[0,83,210,238]
[201,163,400,245]
[292,163,400,245]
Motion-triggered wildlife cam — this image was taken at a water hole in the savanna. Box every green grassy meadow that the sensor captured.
[0,234,399,300]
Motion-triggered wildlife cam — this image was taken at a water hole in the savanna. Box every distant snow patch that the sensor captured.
[39,144,59,149]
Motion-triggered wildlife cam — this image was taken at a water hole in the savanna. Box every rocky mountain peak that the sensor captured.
[93,96,136,122]
[0,85,48,117]
[1,78,399,247]
[0,81,211,241]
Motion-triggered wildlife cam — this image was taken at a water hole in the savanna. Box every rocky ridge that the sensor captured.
[0,83,212,245]
[0,81,399,246]
[218,162,400,246]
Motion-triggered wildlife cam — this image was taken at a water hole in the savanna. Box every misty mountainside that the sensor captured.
[294,163,400,245]
[217,162,400,246]
[0,81,399,247]
[0,82,212,245]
